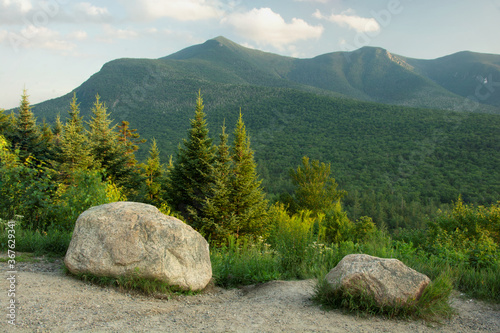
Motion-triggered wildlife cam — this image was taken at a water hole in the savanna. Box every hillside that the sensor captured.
[22,37,500,204]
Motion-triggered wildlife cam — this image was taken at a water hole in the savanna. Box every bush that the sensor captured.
[52,169,125,231]
[266,204,317,278]
[426,198,499,269]
[210,235,280,287]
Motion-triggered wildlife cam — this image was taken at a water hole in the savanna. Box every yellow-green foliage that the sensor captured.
[53,170,126,231]
[267,203,317,277]
[426,198,499,268]
[318,202,377,244]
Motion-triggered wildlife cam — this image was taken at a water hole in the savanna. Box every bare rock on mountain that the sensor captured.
[64,201,211,291]
[325,254,430,306]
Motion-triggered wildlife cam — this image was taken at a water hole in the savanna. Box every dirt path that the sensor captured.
[1,258,499,332]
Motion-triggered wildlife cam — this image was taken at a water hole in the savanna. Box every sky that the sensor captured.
[1,0,500,109]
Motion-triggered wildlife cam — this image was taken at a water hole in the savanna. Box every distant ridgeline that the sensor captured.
[12,36,500,205]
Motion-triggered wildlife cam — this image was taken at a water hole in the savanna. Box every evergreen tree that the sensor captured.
[289,156,346,216]
[117,120,145,167]
[40,120,54,147]
[141,138,165,206]
[12,89,43,162]
[58,95,94,176]
[168,91,215,227]
[52,114,63,146]
[0,108,11,137]
[87,94,130,186]
[201,121,237,242]
[67,93,84,131]
[230,111,268,238]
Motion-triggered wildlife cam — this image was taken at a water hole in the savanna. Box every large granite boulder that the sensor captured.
[325,254,430,306]
[64,202,212,291]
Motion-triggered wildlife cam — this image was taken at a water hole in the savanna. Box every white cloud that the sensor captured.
[75,2,108,17]
[0,25,92,53]
[222,8,323,47]
[100,25,139,42]
[1,0,32,13]
[74,2,110,22]
[0,0,33,24]
[7,25,76,51]
[126,0,223,21]
[313,9,380,33]
[0,30,8,42]
[68,30,88,41]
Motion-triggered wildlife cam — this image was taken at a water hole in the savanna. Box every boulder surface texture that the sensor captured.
[325,254,430,306]
[64,201,212,291]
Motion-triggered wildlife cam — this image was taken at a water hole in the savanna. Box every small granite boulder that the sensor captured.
[64,202,212,291]
[325,254,430,306]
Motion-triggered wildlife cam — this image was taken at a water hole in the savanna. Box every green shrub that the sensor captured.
[266,204,317,278]
[318,202,352,244]
[426,198,499,269]
[52,169,125,231]
[210,235,280,287]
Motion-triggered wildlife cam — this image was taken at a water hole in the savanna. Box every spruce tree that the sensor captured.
[141,138,165,206]
[58,95,94,176]
[168,91,215,228]
[230,111,268,238]
[68,93,84,131]
[87,94,130,185]
[201,121,237,242]
[117,120,145,167]
[52,114,63,145]
[13,89,43,162]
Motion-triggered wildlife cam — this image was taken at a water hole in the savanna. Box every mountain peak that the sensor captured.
[212,36,234,45]
[161,36,241,61]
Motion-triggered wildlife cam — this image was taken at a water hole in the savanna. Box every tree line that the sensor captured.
[2,90,350,243]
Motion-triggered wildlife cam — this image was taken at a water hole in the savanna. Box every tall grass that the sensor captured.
[64,266,200,296]
[210,235,281,287]
[2,202,499,306]
[0,219,71,256]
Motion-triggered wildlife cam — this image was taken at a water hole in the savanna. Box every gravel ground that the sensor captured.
[0,256,499,332]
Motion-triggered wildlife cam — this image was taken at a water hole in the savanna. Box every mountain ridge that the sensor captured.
[7,36,500,202]
[27,36,500,119]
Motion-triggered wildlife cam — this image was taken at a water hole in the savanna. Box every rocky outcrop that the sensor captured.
[64,202,212,291]
[325,254,430,306]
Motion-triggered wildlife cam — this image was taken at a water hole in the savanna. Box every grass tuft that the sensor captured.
[64,266,201,297]
[313,271,455,321]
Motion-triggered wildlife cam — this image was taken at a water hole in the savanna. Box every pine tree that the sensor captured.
[141,138,165,206]
[40,120,54,146]
[67,93,84,131]
[53,114,63,137]
[87,94,130,185]
[201,121,237,242]
[13,89,43,162]
[58,95,94,176]
[168,91,215,228]
[230,111,268,238]
[117,120,145,167]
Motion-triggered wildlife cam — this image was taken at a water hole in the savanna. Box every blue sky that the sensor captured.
[1,0,500,109]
